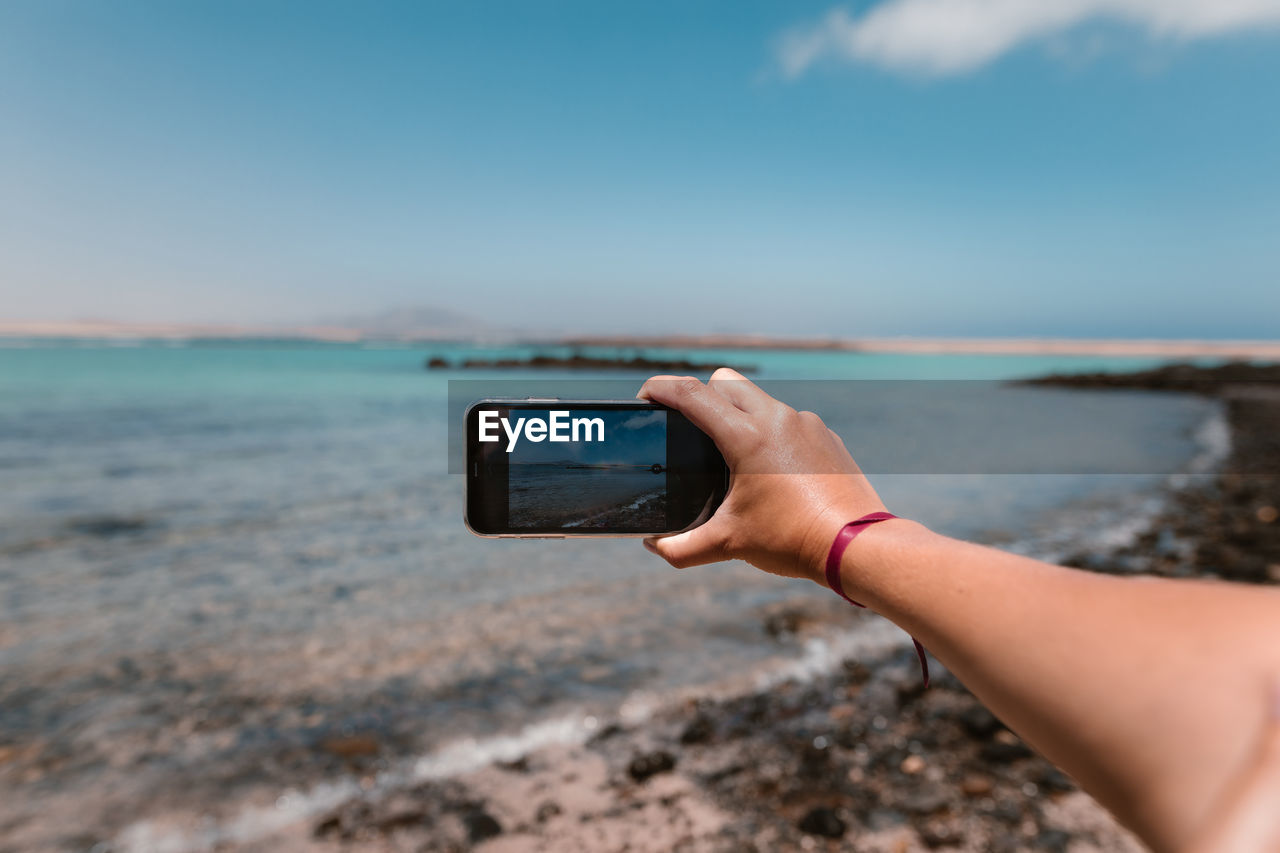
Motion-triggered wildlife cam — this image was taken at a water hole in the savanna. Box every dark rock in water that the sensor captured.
[1022,360,1280,395]
[448,352,756,374]
[463,808,503,843]
[797,806,846,838]
[679,712,714,745]
[425,356,450,369]
[627,750,676,782]
[69,515,149,538]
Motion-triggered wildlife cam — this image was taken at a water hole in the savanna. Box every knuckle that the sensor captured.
[711,367,740,382]
[673,377,704,398]
[797,410,824,427]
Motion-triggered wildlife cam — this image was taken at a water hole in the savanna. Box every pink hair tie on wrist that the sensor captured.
[824,511,930,688]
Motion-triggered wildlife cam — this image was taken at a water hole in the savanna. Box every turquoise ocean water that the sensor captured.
[0,340,1223,850]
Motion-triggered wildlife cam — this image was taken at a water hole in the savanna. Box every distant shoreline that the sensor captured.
[2,321,1279,359]
[563,334,1280,359]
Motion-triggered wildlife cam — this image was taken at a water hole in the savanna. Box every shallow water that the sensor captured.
[0,341,1221,850]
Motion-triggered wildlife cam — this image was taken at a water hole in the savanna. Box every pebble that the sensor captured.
[899,754,925,775]
[961,774,994,796]
[463,809,503,843]
[797,806,846,838]
[627,750,676,783]
[1257,505,1278,523]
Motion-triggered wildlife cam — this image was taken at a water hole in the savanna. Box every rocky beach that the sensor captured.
[195,363,1277,852]
[4,357,1277,853]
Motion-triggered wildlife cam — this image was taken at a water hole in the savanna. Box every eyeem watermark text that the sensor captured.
[478,410,605,452]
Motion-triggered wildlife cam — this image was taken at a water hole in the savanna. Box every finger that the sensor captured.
[708,367,776,414]
[642,519,731,569]
[637,375,750,447]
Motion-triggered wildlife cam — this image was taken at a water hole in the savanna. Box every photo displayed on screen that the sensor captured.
[508,409,668,530]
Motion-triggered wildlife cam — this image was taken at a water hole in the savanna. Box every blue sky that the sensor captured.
[1,1,1278,338]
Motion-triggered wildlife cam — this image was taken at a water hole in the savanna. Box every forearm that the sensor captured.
[836,519,1280,852]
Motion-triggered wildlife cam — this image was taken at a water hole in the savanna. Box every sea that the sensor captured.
[0,339,1226,851]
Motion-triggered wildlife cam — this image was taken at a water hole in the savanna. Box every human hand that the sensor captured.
[637,369,886,583]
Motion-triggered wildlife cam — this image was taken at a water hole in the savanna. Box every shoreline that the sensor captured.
[112,367,1280,852]
[3,323,1280,360]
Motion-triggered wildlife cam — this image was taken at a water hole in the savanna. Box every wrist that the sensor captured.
[798,504,888,586]
[832,517,932,606]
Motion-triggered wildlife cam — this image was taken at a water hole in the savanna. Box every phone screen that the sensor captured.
[466,401,726,536]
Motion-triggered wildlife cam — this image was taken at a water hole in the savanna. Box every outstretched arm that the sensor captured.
[638,369,1280,853]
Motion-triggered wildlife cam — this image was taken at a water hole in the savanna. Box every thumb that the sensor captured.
[643,520,731,569]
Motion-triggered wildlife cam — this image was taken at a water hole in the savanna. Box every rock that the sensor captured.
[961,774,995,796]
[1258,505,1278,524]
[679,713,714,745]
[920,818,966,848]
[959,705,1002,738]
[463,809,503,843]
[535,801,562,823]
[899,754,925,775]
[425,356,450,369]
[1034,765,1077,793]
[627,750,676,783]
[1035,828,1073,852]
[320,734,380,759]
[897,785,950,816]
[797,807,846,838]
[981,731,1033,763]
[69,515,149,538]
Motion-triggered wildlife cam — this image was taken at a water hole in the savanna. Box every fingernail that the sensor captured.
[642,538,658,554]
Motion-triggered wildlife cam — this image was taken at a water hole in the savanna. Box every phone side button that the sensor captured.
[529,535,564,539]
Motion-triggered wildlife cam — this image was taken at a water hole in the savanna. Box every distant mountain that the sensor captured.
[315,306,511,341]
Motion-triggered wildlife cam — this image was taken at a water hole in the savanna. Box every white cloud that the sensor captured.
[620,410,665,430]
[777,0,1280,77]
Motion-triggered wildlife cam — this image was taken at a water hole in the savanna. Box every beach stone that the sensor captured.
[981,731,1032,764]
[959,705,1002,738]
[961,774,995,796]
[627,750,676,783]
[919,818,966,848]
[899,754,926,775]
[463,808,502,843]
[320,734,380,759]
[535,801,562,823]
[797,806,846,838]
[898,784,950,816]
[1258,505,1278,524]
[1035,828,1073,852]
[679,713,714,745]
[1034,765,1077,793]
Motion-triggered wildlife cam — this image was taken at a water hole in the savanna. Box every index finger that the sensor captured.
[637,375,750,448]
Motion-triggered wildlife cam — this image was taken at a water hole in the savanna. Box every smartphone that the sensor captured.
[465,398,728,537]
